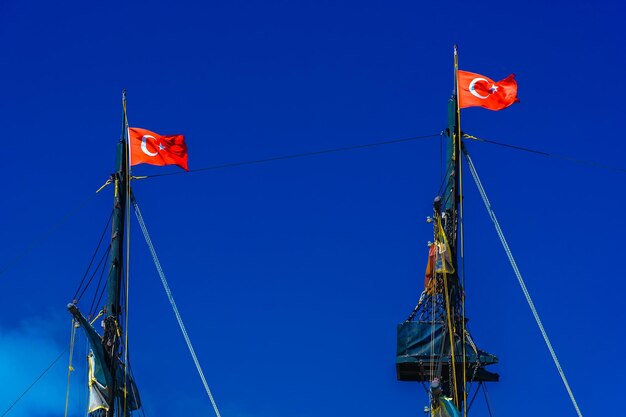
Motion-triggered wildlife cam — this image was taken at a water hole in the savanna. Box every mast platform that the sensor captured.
[396,321,499,382]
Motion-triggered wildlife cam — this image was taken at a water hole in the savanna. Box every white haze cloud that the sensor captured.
[0,316,84,417]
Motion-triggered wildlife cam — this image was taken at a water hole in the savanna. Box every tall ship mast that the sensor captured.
[0,44,592,417]
[396,46,499,417]
[61,90,200,417]
[67,91,140,417]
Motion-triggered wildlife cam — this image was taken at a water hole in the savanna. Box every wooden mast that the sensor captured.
[101,91,129,417]
[396,45,498,417]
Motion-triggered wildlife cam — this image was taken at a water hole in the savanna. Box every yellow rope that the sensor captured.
[95,178,113,194]
[438,219,458,407]
[63,319,77,417]
[89,310,104,326]
[442,266,458,406]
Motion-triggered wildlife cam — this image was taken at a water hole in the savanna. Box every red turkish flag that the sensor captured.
[458,70,519,111]
[128,127,188,171]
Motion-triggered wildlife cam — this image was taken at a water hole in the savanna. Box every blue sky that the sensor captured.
[1,0,624,416]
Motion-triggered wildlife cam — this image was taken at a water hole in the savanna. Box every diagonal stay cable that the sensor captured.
[2,135,438,277]
[72,210,113,301]
[88,247,112,318]
[481,383,495,417]
[131,193,221,417]
[463,146,583,417]
[464,133,626,174]
[1,347,69,417]
[76,245,112,303]
[138,133,441,179]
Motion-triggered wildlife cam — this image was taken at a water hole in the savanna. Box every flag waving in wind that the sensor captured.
[128,127,188,171]
[458,70,519,111]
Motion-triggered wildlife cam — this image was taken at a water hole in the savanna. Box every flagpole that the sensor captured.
[121,90,133,417]
[453,44,469,417]
[123,90,130,168]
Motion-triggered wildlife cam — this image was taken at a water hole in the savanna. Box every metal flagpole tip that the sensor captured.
[122,89,127,100]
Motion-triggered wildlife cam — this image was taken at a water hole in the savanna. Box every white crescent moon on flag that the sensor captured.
[469,77,490,99]
[141,135,159,157]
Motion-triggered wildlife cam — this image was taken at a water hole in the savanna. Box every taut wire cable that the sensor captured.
[132,194,222,417]
[463,147,583,417]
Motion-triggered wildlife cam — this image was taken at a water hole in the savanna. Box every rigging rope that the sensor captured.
[72,211,113,301]
[1,133,438,282]
[75,245,111,303]
[87,250,111,318]
[1,347,69,417]
[463,147,584,417]
[136,133,441,179]
[132,195,222,417]
[464,133,626,174]
[466,383,478,413]
[438,218,458,406]
[128,359,148,417]
[481,383,495,417]
[64,320,77,417]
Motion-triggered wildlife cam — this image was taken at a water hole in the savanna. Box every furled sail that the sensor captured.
[68,303,141,416]
[87,351,109,415]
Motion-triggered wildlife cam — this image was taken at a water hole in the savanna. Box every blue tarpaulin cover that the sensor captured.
[396,321,498,366]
